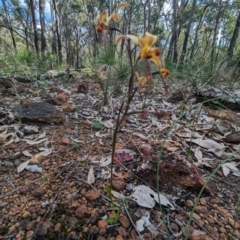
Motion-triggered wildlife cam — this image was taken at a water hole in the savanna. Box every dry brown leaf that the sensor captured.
[207,108,239,122]
[87,166,95,184]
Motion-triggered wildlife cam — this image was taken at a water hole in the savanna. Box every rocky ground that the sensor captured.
[0,74,240,240]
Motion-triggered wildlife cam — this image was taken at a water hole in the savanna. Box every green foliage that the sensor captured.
[96,46,116,65]
[114,58,131,81]
[105,186,126,224]
[0,47,61,77]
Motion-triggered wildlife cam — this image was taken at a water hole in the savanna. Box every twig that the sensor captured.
[124,203,145,240]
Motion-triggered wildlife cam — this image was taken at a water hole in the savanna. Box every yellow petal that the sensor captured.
[160,68,170,76]
[108,13,120,23]
[138,32,158,49]
[135,71,140,80]
[126,34,140,46]
[99,12,107,24]
[116,2,130,10]
[150,56,162,67]
[138,76,151,87]
[116,35,125,43]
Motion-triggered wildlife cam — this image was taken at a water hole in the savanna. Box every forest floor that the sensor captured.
[1,72,240,240]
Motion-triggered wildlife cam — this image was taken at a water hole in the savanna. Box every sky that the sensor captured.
[19,0,51,21]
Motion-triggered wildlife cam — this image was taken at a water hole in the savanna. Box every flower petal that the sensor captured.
[138,32,158,49]
[116,35,125,43]
[116,2,130,10]
[135,71,151,87]
[126,34,140,45]
[138,76,151,87]
[99,12,107,24]
[135,71,140,80]
[96,23,108,32]
[146,48,161,59]
[109,13,120,23]
[160,68,170,76]
[150,56,162,67]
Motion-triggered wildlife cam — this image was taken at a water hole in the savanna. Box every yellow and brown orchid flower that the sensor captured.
[135,71,151,87]
[96,3,130,33]
[160,68,170,77]
[116,32,161,60]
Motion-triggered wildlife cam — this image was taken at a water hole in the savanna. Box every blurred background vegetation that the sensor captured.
[0,0,239,86]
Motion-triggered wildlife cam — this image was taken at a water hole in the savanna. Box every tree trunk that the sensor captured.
[1,0,16,50]
[228,12,240,58]
[210,0,222,66]
[52,0,62,63]
[30,0,39,55]
[190,2,212,60]
[179,0,197,64]
[167,0,178,62]
[39,0,47,54]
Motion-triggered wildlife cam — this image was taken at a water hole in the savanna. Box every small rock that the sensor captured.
[192,213,201,221]
[118,214,130,228]
[219,227,226,233]
[85,190,100,200]
[16,230,25,239]
[54,223,61,232]
[195,206,208,214]
[90,216,97,225]
[97,236,106,240]
[77,83,88,93]
[75,205,88,218]
[199,198,206,205]
[69,217,78,228]
[26,220,36,230]
[205,225,219,239]
[26,230,34,239]
[56,92,68,103]
[68,231,78,240]
[19,186,32,195]
[151,210,162,223]
[35,220,53,235]
[170,222,179,232]
[229,218,239,229]
[209,198,220,204]
[190,235,213,240]
[32,187,46,197]
[98,220,107,235]
[186,199,194,207]
[62,103,72,112]
[80,188,86,195]
[62,138,70,145]
[116,235,124,240]
[29,207,37,214]
[117,226,128,237]
[22,211,31,219]
[89,225,98,235]
[112,178,126,191]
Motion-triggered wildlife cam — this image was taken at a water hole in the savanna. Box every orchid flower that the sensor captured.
[116,32,161,61]
[96,3,130,33]
[135,71,151,87]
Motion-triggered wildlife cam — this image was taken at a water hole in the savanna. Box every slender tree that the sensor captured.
[52,0,62,62]
[179,0,197,64]
[228,11,240,58]
[29,0,39,55]
[1,0,16,50]
[39,0,47,54]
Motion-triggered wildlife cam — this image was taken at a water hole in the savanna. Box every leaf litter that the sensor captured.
[1,77,240,240]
